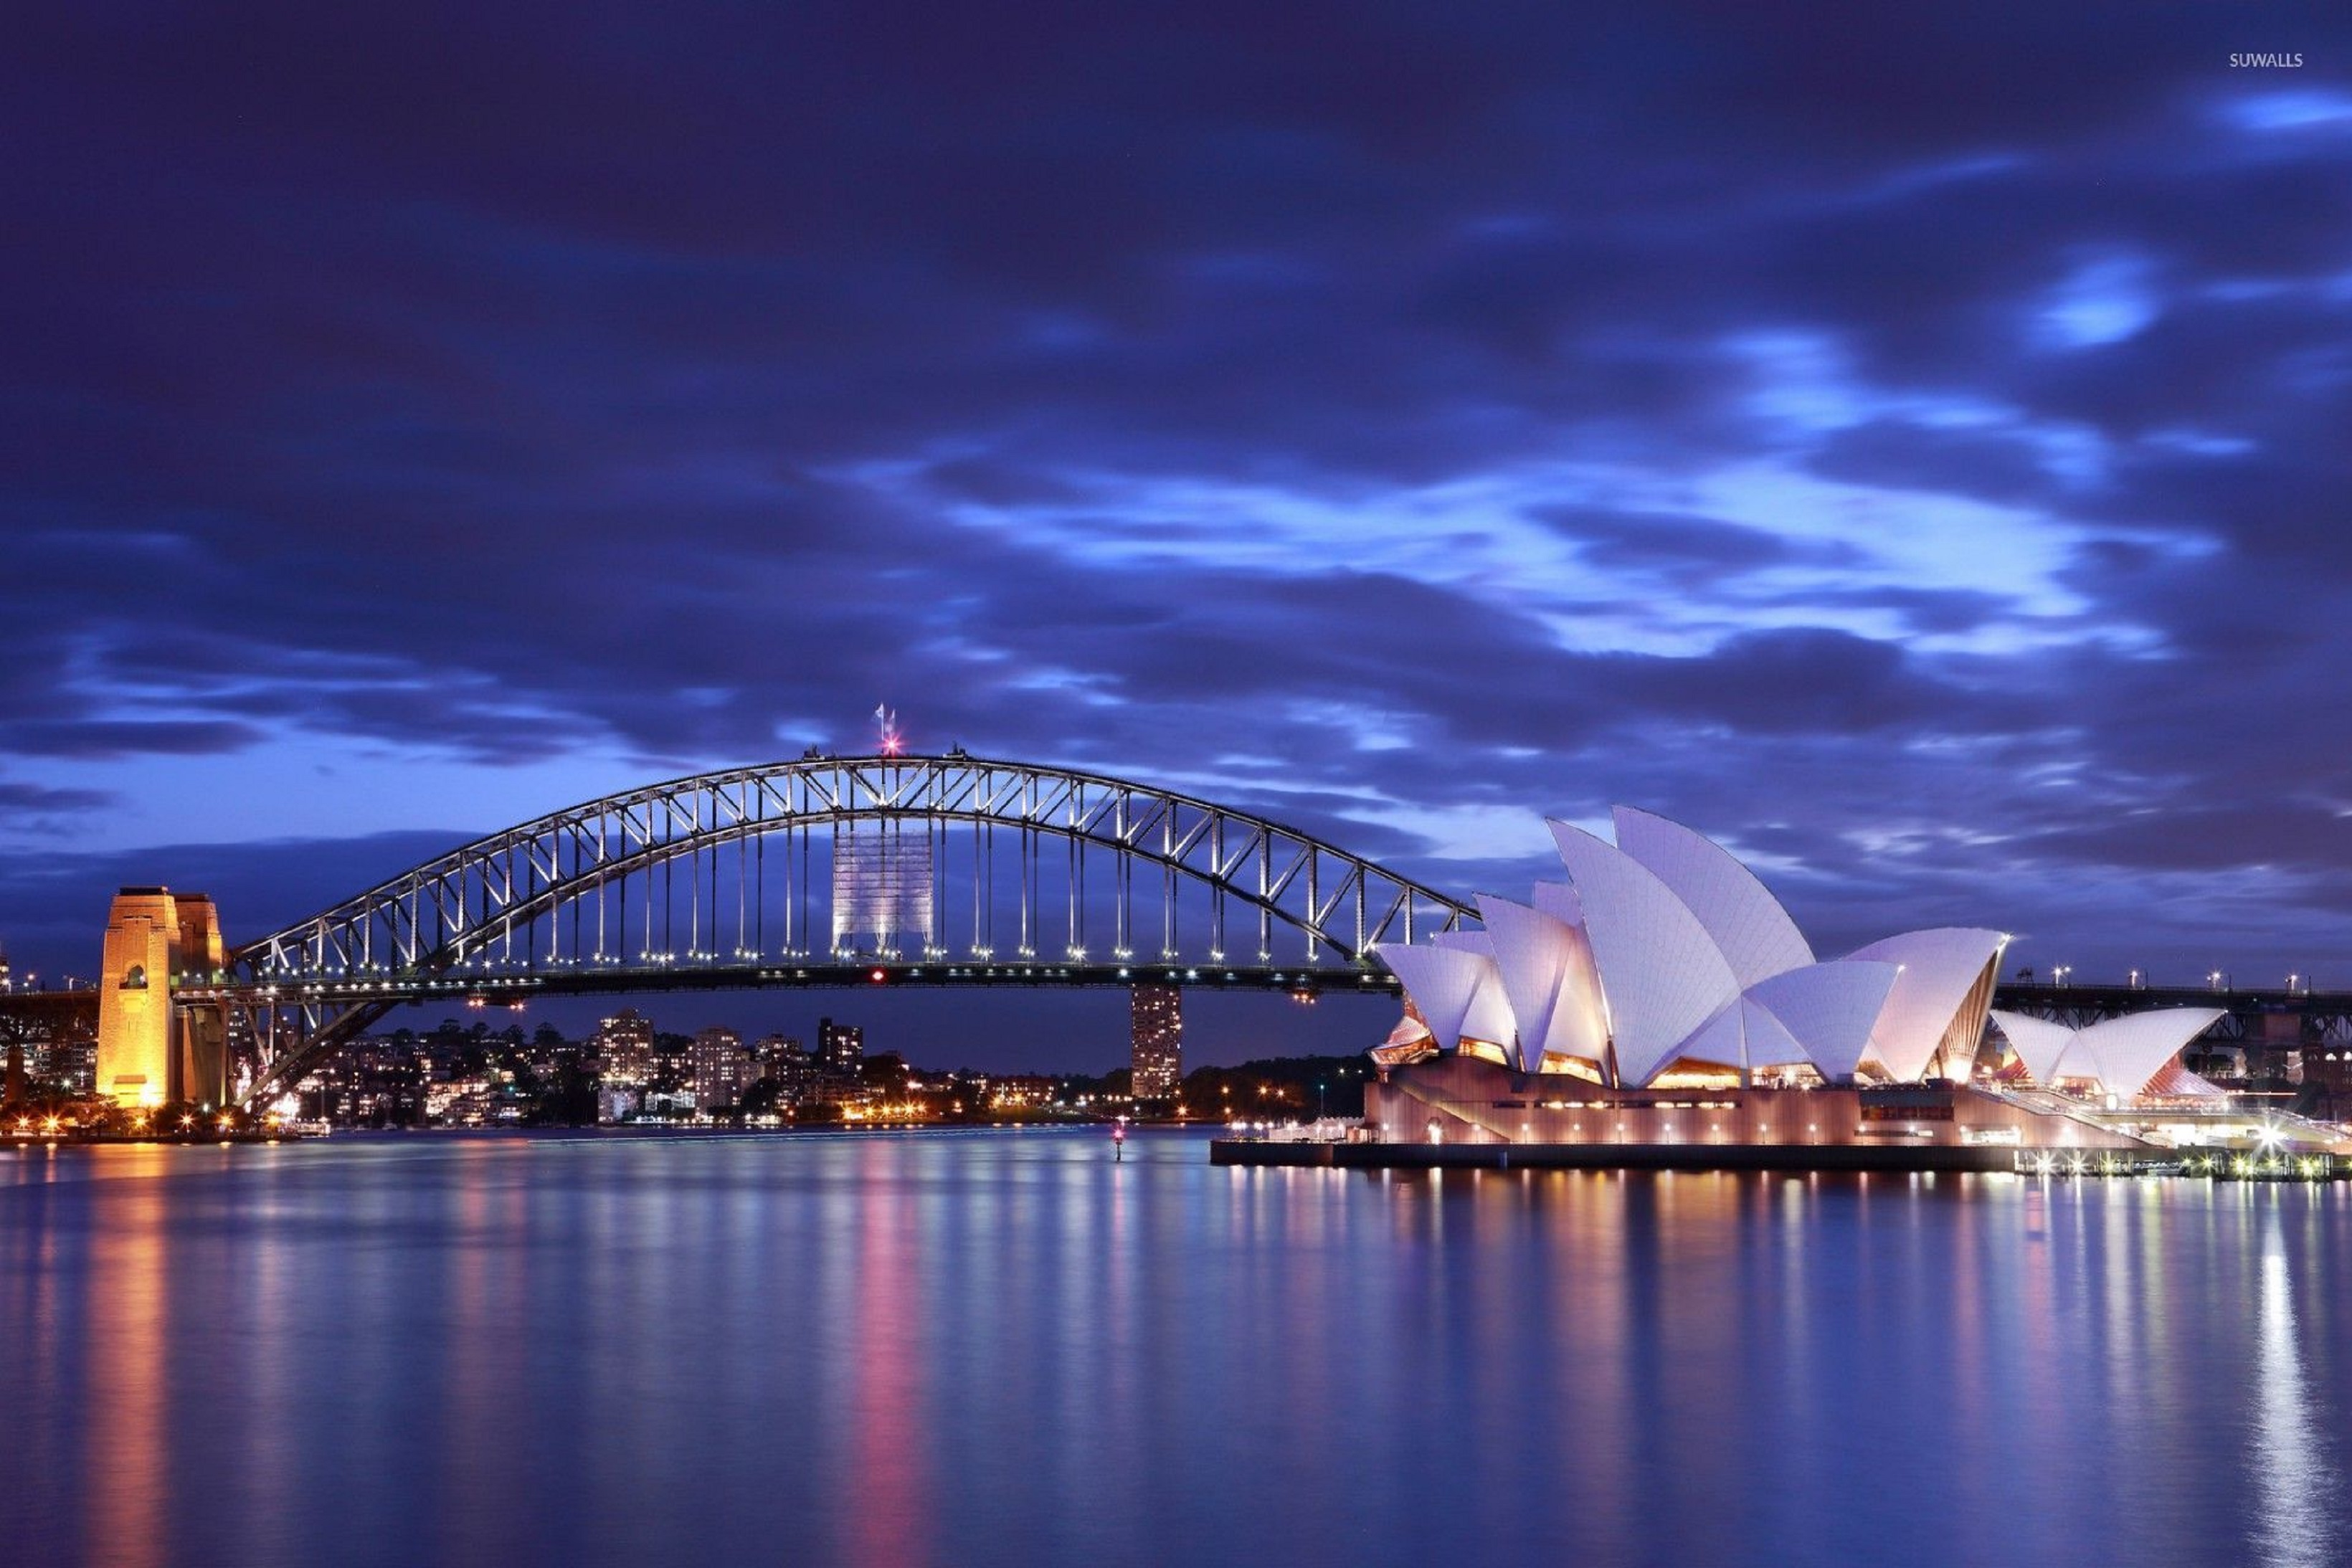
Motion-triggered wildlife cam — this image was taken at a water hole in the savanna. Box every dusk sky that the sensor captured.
[6,6,2351,1064]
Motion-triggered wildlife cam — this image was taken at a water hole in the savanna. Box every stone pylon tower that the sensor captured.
[95,888,230,1107]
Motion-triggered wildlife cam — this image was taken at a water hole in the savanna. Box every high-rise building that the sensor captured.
[819,1017,864,1076]
[650,1031,692,1091]
[1131,984,1182,1101]
[757,1035,815,1098]
[594,1008,656,1085]
[691,1026,751,1109]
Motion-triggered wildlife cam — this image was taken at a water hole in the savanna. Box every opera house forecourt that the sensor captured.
[1228,808,2352,1172]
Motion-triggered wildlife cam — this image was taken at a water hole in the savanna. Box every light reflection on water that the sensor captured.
[0,1130,2346,1568]
[2253,1222,2340,1568]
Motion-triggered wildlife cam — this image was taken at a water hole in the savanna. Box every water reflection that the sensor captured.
[1,1134,2348,1568]
[2252,1225,2339,1568]
[84,1177,166,1568]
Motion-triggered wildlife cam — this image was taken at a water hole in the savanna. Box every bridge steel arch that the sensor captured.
[214,753,1476,1106]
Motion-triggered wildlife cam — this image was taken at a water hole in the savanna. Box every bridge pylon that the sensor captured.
[95,888,230,1108]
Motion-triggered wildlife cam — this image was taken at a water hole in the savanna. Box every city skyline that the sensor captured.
[8,8,2352,1054]
[1,13,2345,1568]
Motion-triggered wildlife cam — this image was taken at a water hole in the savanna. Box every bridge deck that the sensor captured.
[163,959,1402,1006]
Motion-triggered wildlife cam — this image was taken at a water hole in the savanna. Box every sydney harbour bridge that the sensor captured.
[4,747,2348,1113]
[21,751,1476,1110]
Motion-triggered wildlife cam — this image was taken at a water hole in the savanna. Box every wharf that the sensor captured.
[1211,1141,2352,1179]
[1210,1139,2024,1173]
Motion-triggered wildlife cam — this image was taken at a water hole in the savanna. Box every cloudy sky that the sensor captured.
[4,5,2350,1060]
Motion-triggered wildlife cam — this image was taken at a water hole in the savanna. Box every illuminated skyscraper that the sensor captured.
[1131,984,1182,1101]
[819,1017,864,1076]
[594,1008,656,1085]
[691,1026,750,1108]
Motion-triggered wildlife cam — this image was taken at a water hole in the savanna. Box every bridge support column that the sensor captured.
[95,888,229,1108]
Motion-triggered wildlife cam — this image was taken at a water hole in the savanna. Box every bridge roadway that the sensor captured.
[6,974,2346,1033]
[167,957,1399,1008]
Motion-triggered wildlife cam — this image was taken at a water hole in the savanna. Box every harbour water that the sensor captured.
[2,1127,2346,1567]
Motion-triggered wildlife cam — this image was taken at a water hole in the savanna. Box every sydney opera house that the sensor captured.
[1357,809,2337,1168]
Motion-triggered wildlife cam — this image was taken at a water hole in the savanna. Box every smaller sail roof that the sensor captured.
[1478,895,1578,1075]
[2074,1009,2225,1098]
[1424,930,1517,1042]
[1990,1008,2224,1098]
[1990,1010,2081,1084]
[1375,942,1507,1055]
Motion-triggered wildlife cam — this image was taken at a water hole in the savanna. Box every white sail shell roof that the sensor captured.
[1745,960,1901,1079]
[2148,1063,2224,1098]
[1547,820,1742,1087]
[1649,964,1895,1078]
[1990,1008,2222,1098]
[2074,1009,2224,1097]
[1427,931,1517,1043]
[1530,880,1585,930]
[1671,996,1812,1073]
[1478,895,1568,1073]
[1524,883,1618,1067]
[1374,942,1509,1055]
[1380,806,2024,1093]
[1672,999,1753,1072]
[1731,997,1813,1070]
[1990,1011,2081,1083]
[1611,807,1814,990]
[1844,928,2004,1082]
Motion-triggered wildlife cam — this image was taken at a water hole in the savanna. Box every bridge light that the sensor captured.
[869,968,888,984]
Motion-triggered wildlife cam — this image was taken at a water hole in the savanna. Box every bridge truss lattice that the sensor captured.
[201,753,1476,1105]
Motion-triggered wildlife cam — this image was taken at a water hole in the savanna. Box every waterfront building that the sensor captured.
[650,1030,692,1091]
[757,1035,815,1100]
[987,1074,1058,1110]
[1360,807,2315,1161]
[691,1026,753,1110]
[1131,984,1182,1101]
[594,1009,656,1085]
[1375,809,2011,1090]
[37,1018,97,1096]
[819,1017,864,1076]
[309,1037,427,1126]
[802,1075,873,1111]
